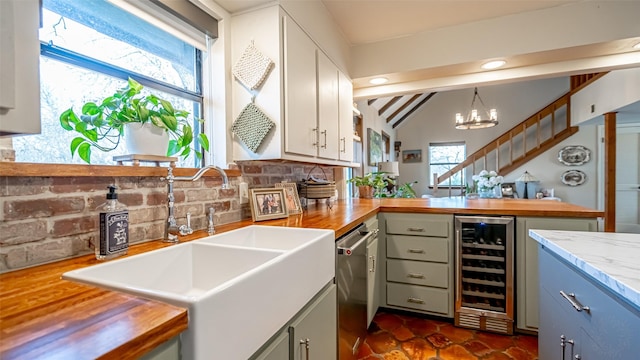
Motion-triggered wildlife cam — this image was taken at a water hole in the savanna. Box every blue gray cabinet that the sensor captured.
[516,217,597,332]
[380,213,454,317]
[538,245,640,359]
[250,283,337,360]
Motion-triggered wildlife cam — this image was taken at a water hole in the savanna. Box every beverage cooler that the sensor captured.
[454,215,514,335]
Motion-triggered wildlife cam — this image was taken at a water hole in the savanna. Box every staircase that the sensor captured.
[436,73,607,186]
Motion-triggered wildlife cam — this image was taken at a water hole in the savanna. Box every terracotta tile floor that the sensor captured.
[357,311,538,360]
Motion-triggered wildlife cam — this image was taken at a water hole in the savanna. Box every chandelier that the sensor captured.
[455,87,498,129]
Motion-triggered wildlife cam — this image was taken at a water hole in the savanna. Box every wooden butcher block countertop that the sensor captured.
[0,198,601,359]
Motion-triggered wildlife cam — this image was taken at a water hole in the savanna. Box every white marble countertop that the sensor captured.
[529,229,640,310]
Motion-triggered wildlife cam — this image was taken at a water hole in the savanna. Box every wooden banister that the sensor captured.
[436,73,605,186]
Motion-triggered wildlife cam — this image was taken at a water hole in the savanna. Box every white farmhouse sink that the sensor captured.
[63,225,335,360]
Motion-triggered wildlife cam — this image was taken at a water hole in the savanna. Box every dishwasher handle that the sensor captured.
[337,229,378,256]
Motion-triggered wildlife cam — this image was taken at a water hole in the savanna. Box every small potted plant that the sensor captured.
[347,171,392,198]
[59,78,209,164]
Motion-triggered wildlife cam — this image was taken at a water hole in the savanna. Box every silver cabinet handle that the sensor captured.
[312,127,319,147]
[340,137,346,153]
[560,291,591,313]
[407,297,425,304]
[560,335,575,360]
[407,227,425,232]
[320,130,327,149]
[407,273,425,279]
[300,338,310,359]
[369,255,376,272]
[407,249,425,254]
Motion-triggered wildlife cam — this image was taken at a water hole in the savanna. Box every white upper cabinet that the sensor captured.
[338,71,354,162]
[283,16,318,158]
[0,0,41,136]
[231,5,354,165]
[316,51,340,160]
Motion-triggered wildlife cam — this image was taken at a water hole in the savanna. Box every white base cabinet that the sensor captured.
[379,213,454,318]
[250,283,337,360]
[515,217,597,332]
[538,245,640,359]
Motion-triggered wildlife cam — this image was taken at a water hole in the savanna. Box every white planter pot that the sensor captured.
[124,123,169,156]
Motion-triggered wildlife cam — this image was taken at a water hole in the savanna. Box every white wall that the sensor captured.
[505,126,598,209]
[354,101,396,174]
[393,76,600,208]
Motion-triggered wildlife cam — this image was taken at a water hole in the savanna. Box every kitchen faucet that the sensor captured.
[162,165,230,243]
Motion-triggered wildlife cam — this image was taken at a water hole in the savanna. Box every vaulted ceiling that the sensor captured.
[214,0,640,123]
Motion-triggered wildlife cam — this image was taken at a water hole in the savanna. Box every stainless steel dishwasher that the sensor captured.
[336,223,378,360]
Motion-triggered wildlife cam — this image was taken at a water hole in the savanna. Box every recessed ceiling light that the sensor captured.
[481,60,507,70]
[633,42,640,50]
[369,77,389,85]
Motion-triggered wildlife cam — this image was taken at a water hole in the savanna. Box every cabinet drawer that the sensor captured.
[539,247,640,357]
[387,259,448,288]
[387,235,448,262]
[386,217,450,237]
[387,283,450,315]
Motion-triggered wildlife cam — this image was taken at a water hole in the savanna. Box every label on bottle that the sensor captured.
[99,210,129,256]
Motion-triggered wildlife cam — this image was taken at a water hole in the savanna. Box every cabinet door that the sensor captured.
[338,71,354,162]
[515,217,597,332]
[290,284,337,360]
[283,15,318,157]
[539,281,581,360]
[366,236,379,326]
[251,331,290,360]
[0,0,41,135]
[317,51,340,160]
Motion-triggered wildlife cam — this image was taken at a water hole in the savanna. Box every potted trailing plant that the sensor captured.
[59,78,209,164]
[347,171,395,198]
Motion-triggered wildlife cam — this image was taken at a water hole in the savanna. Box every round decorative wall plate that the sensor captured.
[558,145,591,166]
[561,170,586,186]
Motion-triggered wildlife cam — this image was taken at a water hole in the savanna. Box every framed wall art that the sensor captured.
[249,188,288,222]
[561,170,586,186]
[367,128,383,166]
[402,149,422,163]
[275,182,302,215]
[558,145,591,166]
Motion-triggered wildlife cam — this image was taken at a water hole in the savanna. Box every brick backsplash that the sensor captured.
[0,161,338,272]
[0,175,241,272]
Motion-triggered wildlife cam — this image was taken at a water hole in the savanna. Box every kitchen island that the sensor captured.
[529,230,640,358]
[0,198,602,359]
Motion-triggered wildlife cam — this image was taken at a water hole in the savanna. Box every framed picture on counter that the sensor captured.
[249,188,289,222]
[275,182,303,215]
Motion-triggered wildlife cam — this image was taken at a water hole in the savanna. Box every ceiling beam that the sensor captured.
[387,93,422,123]
[378,96,402,117]
[393,92,437,129]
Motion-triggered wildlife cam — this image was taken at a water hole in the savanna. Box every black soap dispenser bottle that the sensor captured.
[96,185,129,260]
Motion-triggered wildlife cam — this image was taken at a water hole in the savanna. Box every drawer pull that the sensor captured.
[407,249,425,254]
[407,273,425,279]
[407,297,425,304]
[559,291,591,313]
[407,227,425,232]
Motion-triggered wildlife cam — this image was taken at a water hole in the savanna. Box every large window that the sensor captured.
[429,142,466,187]
[13,0,206,167]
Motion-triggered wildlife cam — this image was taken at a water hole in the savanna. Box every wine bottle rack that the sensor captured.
[455,216,514,335]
